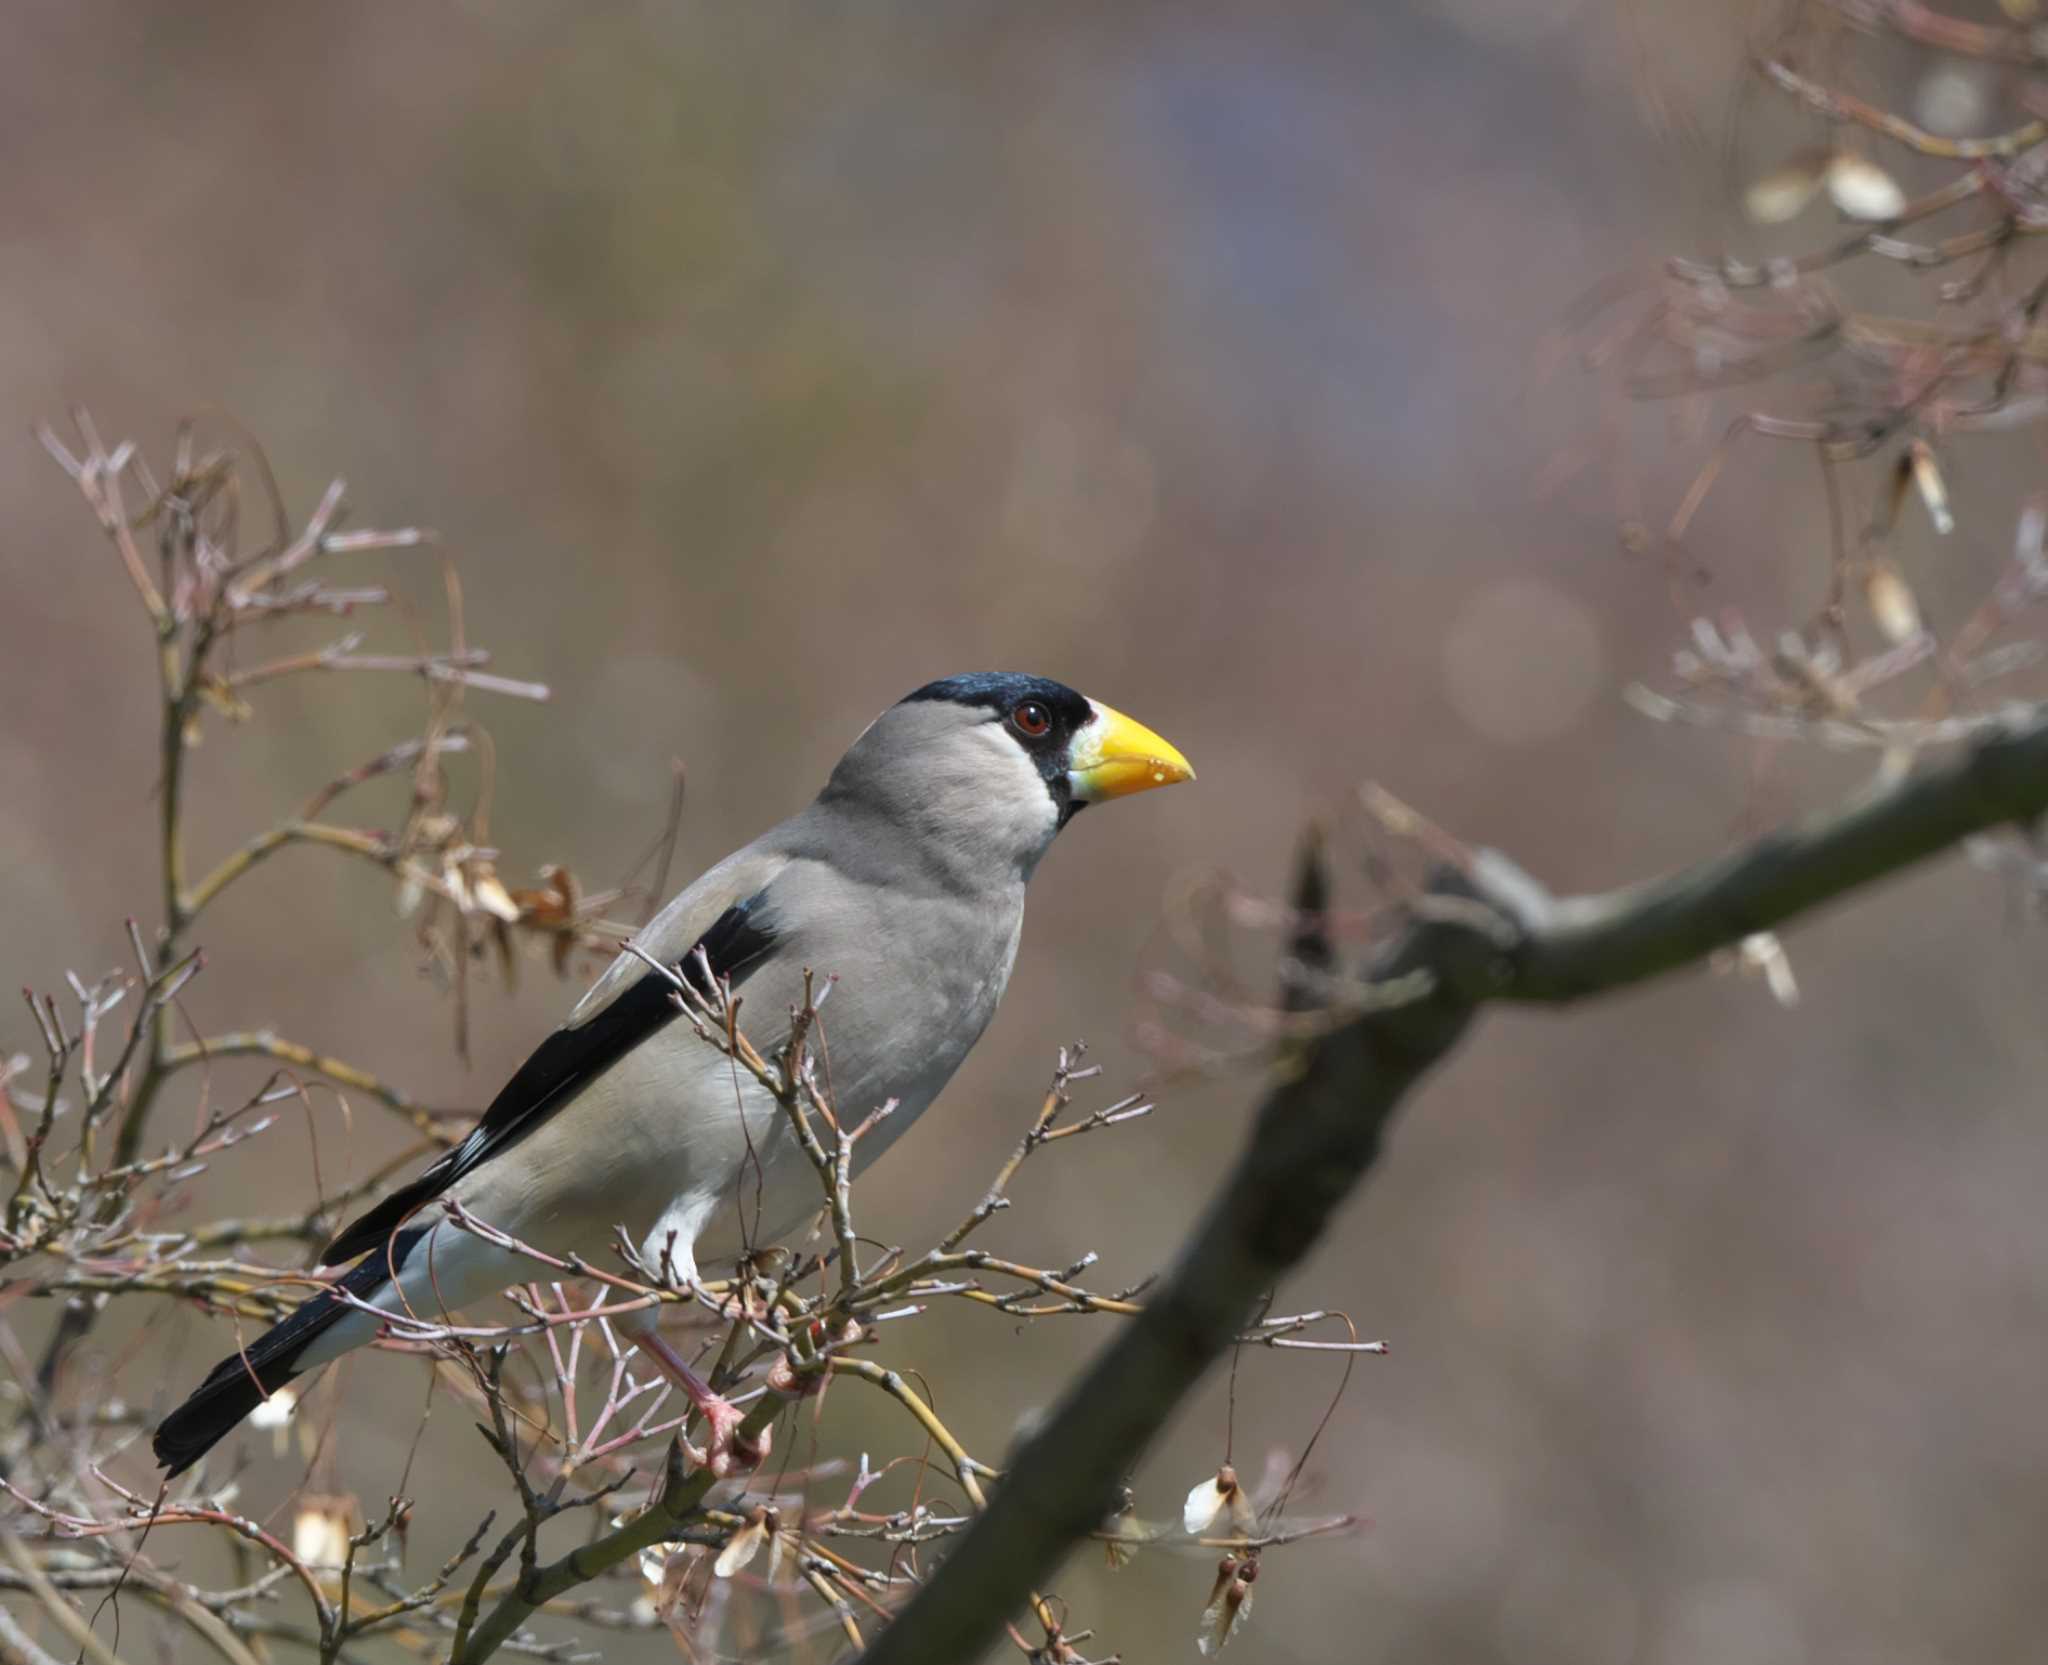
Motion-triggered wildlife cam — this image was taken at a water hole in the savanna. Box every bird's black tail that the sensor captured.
[153,1229,423,1476]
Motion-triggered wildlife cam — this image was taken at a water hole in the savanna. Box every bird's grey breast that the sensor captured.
[755,855,1026,1167]
[663,853,1026,1261]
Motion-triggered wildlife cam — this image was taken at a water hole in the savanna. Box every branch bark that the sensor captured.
[857,704,2048,1664]
[452,1407,777,1663]
[159,1030,452,1138]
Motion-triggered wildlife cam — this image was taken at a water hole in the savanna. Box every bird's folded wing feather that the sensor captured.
[319,852,789,1268]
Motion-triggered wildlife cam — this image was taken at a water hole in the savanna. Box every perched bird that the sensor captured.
[155,674,1193,1476]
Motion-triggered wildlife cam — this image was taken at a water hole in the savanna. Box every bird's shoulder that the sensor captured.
[567,839,799,1029]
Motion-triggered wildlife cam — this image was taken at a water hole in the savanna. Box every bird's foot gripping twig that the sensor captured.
[685,1391,767,1479]
[633,1326,770,1477]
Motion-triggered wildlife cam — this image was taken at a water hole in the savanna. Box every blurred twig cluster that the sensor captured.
[1,419,1356,1664]
[1574,0,2048,793]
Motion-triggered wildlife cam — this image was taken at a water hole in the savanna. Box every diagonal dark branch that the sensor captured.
[1491,710,2048,1001]
[857,702,2048,1665]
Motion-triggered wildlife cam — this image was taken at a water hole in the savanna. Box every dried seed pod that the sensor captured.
[1185,1463,1242,1535]
[1745,153,1826,224]
[292,1494,356,1575]
[1910,440,1954,534]
[1826,153,1907,222]
[1865,561,1923,645]
[468,863,522,923]
[1714,932,1801,1007]
[714,1506,774,1578]
[1199,1551,1259,1655]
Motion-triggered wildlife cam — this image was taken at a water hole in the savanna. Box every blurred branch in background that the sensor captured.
[10,412,601,1395]
[870,5,2048,1656]
[862,663,2048,1665]
[1560,0,2048,800]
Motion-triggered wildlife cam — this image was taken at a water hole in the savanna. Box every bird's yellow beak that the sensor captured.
[1068,698,1196,801]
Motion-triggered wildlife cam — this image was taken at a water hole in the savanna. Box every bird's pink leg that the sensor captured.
[633,1327,768,1477]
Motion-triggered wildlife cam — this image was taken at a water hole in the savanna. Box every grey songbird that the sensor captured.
[155,674,1193,1476]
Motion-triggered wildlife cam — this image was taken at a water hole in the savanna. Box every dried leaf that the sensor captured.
[1826,154,1907,222]
[1744,154,1826,224]
[714,1507,772,1578]
[1740,932,1800,1008]
[1198,1552,1258,1655]
[1865,561,1923,645]
[469,865,522,923]
[292,1494,355,1573]
[542,862,579,918]
[1203,1554,1240,1618]
[1184,1464,1240,1536]
[510,863,583,975]
[1910,440,1954,534]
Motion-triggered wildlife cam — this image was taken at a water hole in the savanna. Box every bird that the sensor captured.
[154,673,1193,1477]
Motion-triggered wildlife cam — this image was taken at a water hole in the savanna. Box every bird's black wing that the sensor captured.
[156,1225,429,1475]
[319,893,781,1267]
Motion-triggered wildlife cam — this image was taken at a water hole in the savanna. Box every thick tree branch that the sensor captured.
[858,703,2048,1664]
[1494,709,2048,1000]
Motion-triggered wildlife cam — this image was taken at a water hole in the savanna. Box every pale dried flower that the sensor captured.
[1825,153,1907,221]
[292,1496,355,1574]
[1908,441,1954,535]
[1184,1463,1258,1537]
[1865,561,1923,646]
[1745,154,1826,224]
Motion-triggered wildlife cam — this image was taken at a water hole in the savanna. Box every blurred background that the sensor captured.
[10,2,2048,1661]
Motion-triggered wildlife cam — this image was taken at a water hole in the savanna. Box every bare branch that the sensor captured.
[856,701,2048,1664]
[160,1030,455,1139]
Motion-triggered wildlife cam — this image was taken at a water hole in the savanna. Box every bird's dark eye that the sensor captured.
[1010,700,1052,738]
